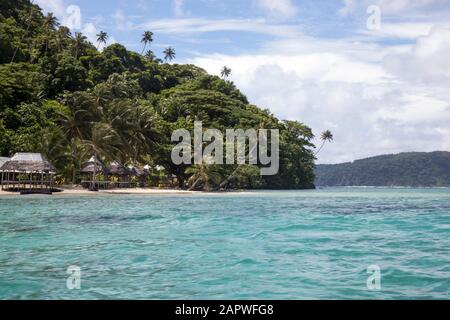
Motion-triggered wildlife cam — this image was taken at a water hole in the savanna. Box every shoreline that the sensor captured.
[0,188,199,197]
[2,186,448,197]
[0,187,265,197]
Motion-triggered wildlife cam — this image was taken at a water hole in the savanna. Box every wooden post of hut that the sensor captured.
[108,161,129,189]
[81,156,107,191]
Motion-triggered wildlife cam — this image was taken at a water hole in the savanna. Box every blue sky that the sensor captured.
[35,0,450,163]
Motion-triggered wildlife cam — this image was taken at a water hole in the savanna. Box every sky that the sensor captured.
[34,0,450,164]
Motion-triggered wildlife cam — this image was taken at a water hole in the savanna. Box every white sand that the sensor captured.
[0,188,198,196]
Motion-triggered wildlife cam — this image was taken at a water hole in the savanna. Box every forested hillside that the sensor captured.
[315,152,450,187]
[0,0,316,190]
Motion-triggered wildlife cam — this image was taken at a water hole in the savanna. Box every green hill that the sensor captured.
[315,152,450,187]
[0,0,316,190]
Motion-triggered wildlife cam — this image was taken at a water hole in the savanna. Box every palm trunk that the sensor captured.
[11,1,35,63]
[219,143,257,189]
[72,164,76,185]
[315,141,326,156]
[188,177,201,191]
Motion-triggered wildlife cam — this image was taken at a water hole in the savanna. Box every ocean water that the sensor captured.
[0,188,449,300]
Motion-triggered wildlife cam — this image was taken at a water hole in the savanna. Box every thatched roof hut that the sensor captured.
[128,165,149,177]
[108,161,129,176]
[0,157,10,169]
[0,153,55,173]
[81,156,107,174]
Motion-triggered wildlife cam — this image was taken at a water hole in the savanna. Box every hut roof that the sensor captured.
[0,153,55,173]
[81,156,107,174]
[128,165,148,177]
[0,157,10,168]
[108,161,129,176]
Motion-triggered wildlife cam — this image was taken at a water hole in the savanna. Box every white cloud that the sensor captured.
[384,26,450,83]
[174,0,184,17]
[361,22,436,39]
[256,0,299,18]
[187,29,450,163]
[139,18,301,38]
[35,0,65,17]
[339,0,448,16]
[82,23,116,51]
[36,0,114,50]
[112,10,136,31]
[35,0,82,30]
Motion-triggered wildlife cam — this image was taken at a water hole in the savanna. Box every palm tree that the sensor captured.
[144,50,163,63]
[41,13,58,55]
[54,26,71,53]
[141,31,153,55]
[59,94,94,184]
[144,50,156,61]
[11,4,37,63]
[73,32,87,59]
[186,163,222,191]
[221,66,232,79]
[44,12,58,30]
[82,123,121,161]
[96,31,108,50]
[163,47,176,62]
[315,130,334,155]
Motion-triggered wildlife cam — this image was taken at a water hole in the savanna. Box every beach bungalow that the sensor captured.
[0,153,56,194]
[108,161,131,188]
[128,165,150,188]
[80,156,109,191]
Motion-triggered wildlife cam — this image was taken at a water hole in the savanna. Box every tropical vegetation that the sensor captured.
[0,0,319,190]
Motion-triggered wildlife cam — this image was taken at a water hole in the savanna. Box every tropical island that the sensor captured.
[0,0,322,192]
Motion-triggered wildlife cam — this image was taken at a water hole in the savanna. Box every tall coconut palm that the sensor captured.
[59,94,94,184]
[54,26,71,53]
[96,31,108,50]
[42,13,58,54]
[163,47,176,62]
[315,130,334,155]
[82,123,121,162]
[44,12,58,30]
[141,31,153,55]
[221,66,232,79]
[73,32,87,59]
[11,2,38,63]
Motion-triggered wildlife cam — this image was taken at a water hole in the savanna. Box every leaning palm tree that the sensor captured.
[141,31,153,55]
[315,130,334,155]
[221,66,232,79]
[96,31,108,50]
[163,47,176,62]
[186,163,222,191]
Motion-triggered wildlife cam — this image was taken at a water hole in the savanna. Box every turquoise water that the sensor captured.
[0,188,449,300]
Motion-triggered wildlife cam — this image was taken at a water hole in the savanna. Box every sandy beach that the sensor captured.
[0,188,198,196]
